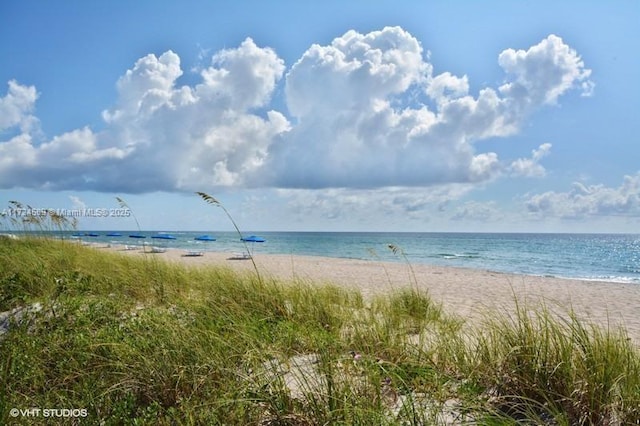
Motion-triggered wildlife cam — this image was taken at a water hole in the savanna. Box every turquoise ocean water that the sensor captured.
[62,232,640,284]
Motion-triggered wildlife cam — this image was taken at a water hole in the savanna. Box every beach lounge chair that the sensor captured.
[229,252,252,260]
[184,250,204,257]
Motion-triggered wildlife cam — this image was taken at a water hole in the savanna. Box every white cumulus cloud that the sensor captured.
[285,26,428,118]
[509,143,552,177]
[498,34,594,106]
[0,80,39,133]
[262,29,591,189]
[525,173,640,218]
[0,28,593,194]
[1,39,289,192]
[199,38,285,110]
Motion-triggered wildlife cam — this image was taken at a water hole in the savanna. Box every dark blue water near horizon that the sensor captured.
[47,231,640,284]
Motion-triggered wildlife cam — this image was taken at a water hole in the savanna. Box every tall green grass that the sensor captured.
[467,302,640,424]
[1,238,639,425]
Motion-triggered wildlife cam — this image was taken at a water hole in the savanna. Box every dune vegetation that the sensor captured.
[1,236,639,425]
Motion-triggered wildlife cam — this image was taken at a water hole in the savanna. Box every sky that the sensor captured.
[1,1,639,233]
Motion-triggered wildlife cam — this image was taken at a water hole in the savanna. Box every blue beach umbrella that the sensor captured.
[241,235,266,243]
[151,234,177,240]
[106,232,122,237]
[80,233,99,246]
[126,234,146,250]
[240,235,265,256]
[194,235,216,242]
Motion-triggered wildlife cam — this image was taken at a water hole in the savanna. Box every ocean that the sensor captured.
[60,231,640,284]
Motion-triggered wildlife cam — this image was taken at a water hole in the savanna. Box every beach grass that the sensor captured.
[1,237,639,425]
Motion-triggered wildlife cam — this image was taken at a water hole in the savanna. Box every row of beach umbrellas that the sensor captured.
[71,233,266,258]
[71,232,266,244]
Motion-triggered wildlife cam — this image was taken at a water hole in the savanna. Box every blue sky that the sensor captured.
[1,1,639,232]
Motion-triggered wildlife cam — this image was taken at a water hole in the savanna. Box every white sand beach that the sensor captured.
[105,244,640,344]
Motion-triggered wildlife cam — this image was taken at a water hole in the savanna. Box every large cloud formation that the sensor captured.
[265,30,589,188]
[1,27,593,192]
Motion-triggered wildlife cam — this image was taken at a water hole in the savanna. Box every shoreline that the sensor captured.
[98,242,640,344]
